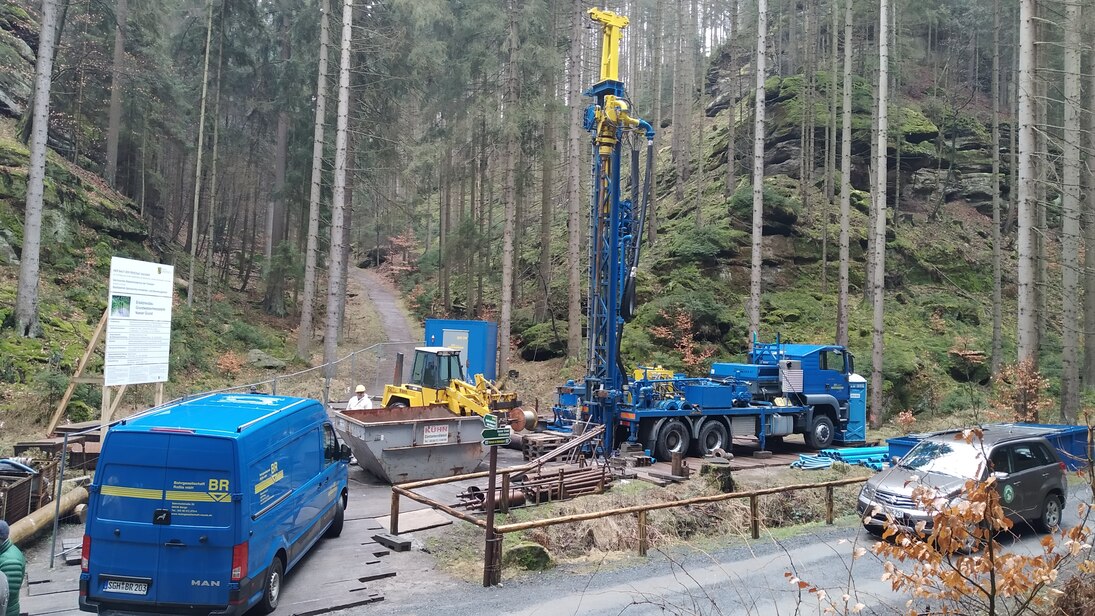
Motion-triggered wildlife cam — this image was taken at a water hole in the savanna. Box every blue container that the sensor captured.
[887,435,923,460]
[1007,423,1091,471]
[424,319,498,381]
[835,373,867,444]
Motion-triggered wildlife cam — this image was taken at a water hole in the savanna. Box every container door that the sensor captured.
[156,435,236,607]
[88,432,170,605]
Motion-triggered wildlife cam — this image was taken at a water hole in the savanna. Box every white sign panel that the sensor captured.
[104,257,174,386]
[422,424,449,445]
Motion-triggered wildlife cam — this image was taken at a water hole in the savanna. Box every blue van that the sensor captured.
[79,393,351,615]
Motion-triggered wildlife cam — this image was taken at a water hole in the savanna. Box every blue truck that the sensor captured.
[555,339,867,461]
[79,393,351,615]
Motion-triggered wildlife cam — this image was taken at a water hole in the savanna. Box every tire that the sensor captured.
[325,493,346,538]
[693,421,729,457]
[1036,493,1063,533]
[256,557,284,615]
[654,419,691,462]
[388,399,408,408]
[805,415,835,450]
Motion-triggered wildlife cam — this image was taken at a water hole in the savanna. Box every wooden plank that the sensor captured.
[47,309,108,434]
[376,508,451,534]
[71,376,104,385]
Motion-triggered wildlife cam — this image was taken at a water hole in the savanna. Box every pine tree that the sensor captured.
[748,0,768,339]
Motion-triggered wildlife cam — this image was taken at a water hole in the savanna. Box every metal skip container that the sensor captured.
[333,405,486,483]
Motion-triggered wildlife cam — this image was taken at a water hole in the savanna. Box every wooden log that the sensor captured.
[11,487,89,548]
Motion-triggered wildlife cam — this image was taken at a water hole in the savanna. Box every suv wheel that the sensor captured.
[1037,494,1063,533]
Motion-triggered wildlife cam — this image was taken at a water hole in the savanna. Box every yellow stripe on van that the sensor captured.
[101,486,165,500]
[254,470,285,494]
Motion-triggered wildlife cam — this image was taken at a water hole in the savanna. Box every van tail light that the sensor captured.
[81,535,91,572]
[231,542,248,581]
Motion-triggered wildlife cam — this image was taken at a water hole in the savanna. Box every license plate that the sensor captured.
[105,580,149,595]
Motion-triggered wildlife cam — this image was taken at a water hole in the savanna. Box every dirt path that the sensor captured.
[347,267,417,343]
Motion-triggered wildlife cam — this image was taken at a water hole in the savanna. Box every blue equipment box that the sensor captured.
[425,319,498,381]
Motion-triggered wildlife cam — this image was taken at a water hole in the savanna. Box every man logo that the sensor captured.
[191,580,222,587]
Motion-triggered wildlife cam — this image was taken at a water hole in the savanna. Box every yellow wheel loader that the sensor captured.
[381,347,537,431]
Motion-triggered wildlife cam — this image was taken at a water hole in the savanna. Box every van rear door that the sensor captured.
[88,432,170,605]
[156,434,237,607]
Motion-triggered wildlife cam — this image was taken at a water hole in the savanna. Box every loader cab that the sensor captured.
[410,347,465,390]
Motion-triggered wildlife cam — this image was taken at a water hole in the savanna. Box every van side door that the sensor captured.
[318,424,343,521]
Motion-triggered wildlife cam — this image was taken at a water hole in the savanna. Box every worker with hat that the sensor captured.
[347,385,374,410]
[0,520,25,616]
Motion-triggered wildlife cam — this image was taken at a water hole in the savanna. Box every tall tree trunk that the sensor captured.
[186,0,214,309]
[836,0,852,347]
[13,0,61,337]
[725,0,738,199]
[1016,0,1036,365]
[748,0,768,339]
[297,0,331,360]
[673,0,687,202]
[870,0,889,429]
[499,1,519,378]
[104,0,128,187]
[649,0,663,245]
[566,0,584,360]
[1060,0,1082,422]
[536,40,557,322]
[1085,27,1095,393]
[264,14,292,314]
[324,0,353,372]
[991,0,1003,375]
[822,0,837,293]
[204,19,224,308]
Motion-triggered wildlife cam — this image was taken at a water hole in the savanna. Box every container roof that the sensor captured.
[113,393,314,437]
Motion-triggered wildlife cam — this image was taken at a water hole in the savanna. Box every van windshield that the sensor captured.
[901,440,987,479]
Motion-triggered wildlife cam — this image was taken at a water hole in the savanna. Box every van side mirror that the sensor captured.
[340,444,352,462]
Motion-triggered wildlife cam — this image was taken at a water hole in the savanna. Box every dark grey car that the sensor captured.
[857,427,1068,535]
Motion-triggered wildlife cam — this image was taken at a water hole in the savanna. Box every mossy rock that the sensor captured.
[503,541,554,571]
[518,321,566,361]
[895,108,939,143]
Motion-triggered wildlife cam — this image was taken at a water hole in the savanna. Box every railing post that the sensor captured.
[390,489,400,535]
[271,376,278,396]
[749,495,759,540]
[825,486,834,525]
[500,472,510,514]
[637,510,648,556]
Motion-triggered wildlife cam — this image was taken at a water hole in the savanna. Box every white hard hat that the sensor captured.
[355,385,366,394]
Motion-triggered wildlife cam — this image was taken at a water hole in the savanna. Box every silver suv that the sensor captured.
[858,427,1067,535]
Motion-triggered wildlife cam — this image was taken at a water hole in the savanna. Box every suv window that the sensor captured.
[1011,443,1043,473]
[1032,443,1055,466]
[989,447,1011,474]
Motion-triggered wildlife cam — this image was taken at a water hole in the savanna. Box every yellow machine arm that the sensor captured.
[586,8,653,154]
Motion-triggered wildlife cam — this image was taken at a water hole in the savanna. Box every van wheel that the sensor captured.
[654,419,691,462]
[257,557,284,615]
[1037,494,1063,533]
[805,415,835,450]
[325,495,346,538]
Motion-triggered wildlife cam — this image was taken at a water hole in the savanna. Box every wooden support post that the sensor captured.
[557,468,565,500]
[825,485,834,525]
[750,495,759,539]
[637,510,648,556]
[100,387,112,430]
[154,382,165,406]
[671,452,684,477]
[47,310,108,434]
[390,489,400,535]
[500,472,510,514]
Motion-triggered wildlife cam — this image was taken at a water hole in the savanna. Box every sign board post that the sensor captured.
[482,410,510,587]
[99,257,174,426]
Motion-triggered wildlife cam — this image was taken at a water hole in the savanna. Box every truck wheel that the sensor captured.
[325,494,345,538]
[257,557,284,614]
[654,419,691,462]
[806,415,835,450]
[693,421,728,456]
